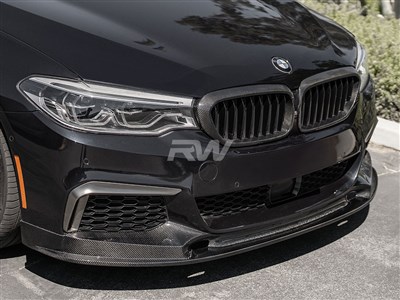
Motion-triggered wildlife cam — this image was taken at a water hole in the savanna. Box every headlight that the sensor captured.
[18,76,197,135]
[356,42,369,91]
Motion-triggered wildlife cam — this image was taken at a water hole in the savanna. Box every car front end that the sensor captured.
[0,0,377,266]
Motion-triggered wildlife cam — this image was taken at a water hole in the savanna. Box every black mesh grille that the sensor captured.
[196,185,270,218]
[196,159,353,219]
[211,93,291,143]
[300,76,359,130]
[299,159,350,196]
[79,195,168,232]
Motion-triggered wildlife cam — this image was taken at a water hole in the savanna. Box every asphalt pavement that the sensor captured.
[0,143,399,300]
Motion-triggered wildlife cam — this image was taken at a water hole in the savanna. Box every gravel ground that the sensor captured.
[0,143,399,300]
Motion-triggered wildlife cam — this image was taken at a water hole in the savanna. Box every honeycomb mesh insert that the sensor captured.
[299,160,350,196]
[79,195,168,232]
[196,185,270,218]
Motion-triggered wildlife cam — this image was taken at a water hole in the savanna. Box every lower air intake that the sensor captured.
[79,195,168,232]
[196,158,353,220]
[196,185,270,218]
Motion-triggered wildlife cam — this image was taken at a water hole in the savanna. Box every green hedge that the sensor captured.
[301,0,400,122]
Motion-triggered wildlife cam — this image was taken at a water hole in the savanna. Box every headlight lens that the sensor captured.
[18,76,197,135]
[356,42,369,91]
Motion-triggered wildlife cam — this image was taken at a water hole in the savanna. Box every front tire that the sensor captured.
[0,129,21,248]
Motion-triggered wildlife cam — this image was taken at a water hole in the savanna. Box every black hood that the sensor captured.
[1,0,357,97]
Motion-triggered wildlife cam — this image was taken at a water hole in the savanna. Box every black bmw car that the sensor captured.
[0,0,377,266]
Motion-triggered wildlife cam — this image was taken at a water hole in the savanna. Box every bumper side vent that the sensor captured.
[300,76,360,131]
[79,195,168,232]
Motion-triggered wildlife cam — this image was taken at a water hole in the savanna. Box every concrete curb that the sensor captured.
[371,117,400,151]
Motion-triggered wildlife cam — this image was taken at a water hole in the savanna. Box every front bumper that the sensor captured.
[20,150,377,267]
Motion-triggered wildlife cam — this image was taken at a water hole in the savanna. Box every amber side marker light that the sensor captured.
[14,155,27,209]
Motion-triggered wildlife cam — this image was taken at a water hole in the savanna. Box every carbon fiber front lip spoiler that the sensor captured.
[21,168,377,267]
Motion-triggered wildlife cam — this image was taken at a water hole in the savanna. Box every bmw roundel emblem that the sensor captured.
[272,57,293,74]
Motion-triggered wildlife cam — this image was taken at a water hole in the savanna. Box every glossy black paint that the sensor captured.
[1,0,357,104]
[0,0,378,265]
